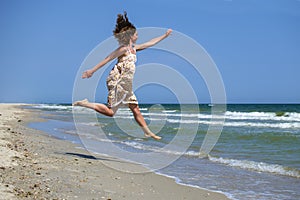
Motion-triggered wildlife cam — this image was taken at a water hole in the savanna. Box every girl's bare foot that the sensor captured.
[72,99,89,106]
[142,126,162,140]
[145,132,162,140]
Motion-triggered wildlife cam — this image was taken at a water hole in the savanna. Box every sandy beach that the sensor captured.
[0,104,229,200]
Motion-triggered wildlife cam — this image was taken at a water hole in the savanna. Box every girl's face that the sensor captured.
[131,31,138,44]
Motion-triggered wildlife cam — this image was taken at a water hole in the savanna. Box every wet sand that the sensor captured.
[0,104,229,200]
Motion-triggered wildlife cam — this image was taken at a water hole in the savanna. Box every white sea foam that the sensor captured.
[209,156,300,178]
[118,115,298,129]
[79,122,108,127]
[58,129,78,135]
[112,140,202,157]
[118,107,148,111]
[225,111,300,122]
[162,110,177,113]
[33,104,91,113]
[33,104,71,110]
[223,121,300,129]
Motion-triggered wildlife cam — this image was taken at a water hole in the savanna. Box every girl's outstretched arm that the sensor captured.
[82,46,127,79]
[135,29,172,51]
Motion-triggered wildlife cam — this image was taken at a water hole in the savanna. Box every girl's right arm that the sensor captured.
[135,29,172,51]
[82,46,126,79]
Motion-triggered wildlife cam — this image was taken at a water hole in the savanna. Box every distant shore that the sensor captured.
[0,104,229,200]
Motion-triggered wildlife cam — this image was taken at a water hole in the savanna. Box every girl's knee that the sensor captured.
[94,106,115,117]
[107,109,115,117]
[129,104,140,114]
[107,112,114,117]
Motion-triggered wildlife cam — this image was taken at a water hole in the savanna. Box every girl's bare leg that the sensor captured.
[73,99,117,117]
[128,104,161,140]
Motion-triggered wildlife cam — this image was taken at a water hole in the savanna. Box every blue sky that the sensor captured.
[0,0,299,104]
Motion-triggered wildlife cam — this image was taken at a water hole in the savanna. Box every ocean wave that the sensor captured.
[222,121,300,129]
[114,141,203,157]
[162,110,177,113]
[182,119,300,129]
[119,110,300,123]
[225,111,300,122]
[117,107,148,111]
[33,104,71,111]
[209,156,300,178]
[82,136,200,157]
[32,104,91,114]
[114,115,300,129]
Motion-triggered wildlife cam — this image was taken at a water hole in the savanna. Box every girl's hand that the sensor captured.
[82,69,94,79]
[166,29,172,37]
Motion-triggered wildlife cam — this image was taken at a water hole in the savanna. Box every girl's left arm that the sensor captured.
[135,29,172,51]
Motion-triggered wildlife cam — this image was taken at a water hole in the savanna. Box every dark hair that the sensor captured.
[113,11,136,45]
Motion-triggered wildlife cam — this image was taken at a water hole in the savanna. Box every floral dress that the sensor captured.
[106,48,138,108]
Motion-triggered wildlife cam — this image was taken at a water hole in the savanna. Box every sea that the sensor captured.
[27,104,300,200]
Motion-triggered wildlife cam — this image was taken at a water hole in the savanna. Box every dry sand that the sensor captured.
[0,104,230,200]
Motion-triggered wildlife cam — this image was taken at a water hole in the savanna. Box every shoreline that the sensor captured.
[0,104,230,200]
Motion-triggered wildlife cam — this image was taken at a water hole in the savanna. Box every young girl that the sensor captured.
[73,12,172,140]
